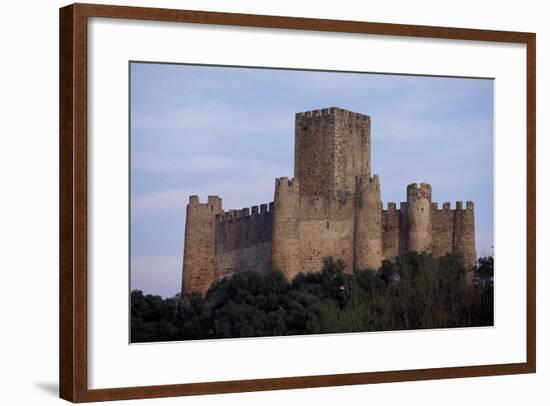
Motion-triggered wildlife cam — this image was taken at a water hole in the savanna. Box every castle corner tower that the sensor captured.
[181,195,222,296]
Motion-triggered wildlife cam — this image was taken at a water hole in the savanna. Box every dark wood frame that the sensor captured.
[59,3,536,402]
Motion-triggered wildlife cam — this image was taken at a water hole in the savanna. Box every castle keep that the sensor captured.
[182,108,476,296]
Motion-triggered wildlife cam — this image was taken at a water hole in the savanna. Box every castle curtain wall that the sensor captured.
[381,203,403,260]
[295,194,355,276]
[214,204,273,279]
[431,203,455,257]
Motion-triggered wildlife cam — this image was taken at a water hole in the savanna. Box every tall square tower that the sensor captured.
[294,107,371,200]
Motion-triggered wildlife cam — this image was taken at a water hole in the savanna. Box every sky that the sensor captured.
[130,62,494,298]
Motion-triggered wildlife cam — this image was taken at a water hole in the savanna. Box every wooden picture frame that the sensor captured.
[59,3,536,402]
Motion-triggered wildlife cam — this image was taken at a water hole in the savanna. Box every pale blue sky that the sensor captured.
[130,62,494,298]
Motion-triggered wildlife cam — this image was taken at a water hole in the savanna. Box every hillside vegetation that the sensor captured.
[131,252,494,342]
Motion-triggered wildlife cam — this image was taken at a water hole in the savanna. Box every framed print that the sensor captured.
[59,3,536,402]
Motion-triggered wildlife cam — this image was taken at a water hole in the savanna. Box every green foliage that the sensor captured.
[131,253,494,343]
[130,290,180,342]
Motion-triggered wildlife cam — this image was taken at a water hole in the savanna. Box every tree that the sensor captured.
[131,253,494,342]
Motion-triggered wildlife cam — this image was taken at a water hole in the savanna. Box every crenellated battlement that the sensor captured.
[406,183,432,201]
[216,202,274,223]
[188,194,222,209]
[355,174,380,191]
[296,107,335,120]
[275,176,299,190]
[275,176,293,187]
[295,107,370,122]
[431,201,474,213]
[384,202,399,212]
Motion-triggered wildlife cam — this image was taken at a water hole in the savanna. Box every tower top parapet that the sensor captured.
[355,174,380,192]
[407,183,432,201]
[296,107,370,122]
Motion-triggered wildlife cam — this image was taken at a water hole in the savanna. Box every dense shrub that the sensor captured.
[131,253,494,343]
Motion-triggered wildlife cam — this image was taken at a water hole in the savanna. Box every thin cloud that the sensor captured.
[131,255,183,298]
[132,101,291,136]
[132,152,287,176]
[132,190,188,213]
[132,177,281,214]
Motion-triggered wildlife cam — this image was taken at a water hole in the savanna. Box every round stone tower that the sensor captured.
[181,195,222,296]
[406,183,433,253]
[354,175,382,270]
[453,201,477,268]
[272,177,300,281]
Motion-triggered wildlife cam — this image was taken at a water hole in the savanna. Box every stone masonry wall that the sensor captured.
[381,198,477,267]
[382,203,403,260]
[296,194,355,275]
[407,183,433,253]
[214,204,273,278]
[294,110,335,198]
[333,108,371,196]
[453,201,477,268]
[182,196,221,296]
[354,175,383,270]
[431,202,455,257]
[295,107,370,200]
[272,177,301,281]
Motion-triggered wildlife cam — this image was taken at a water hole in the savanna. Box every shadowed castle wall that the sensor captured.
[214,203,273,279]
[430,200,476,266]
[381,202,408,260]
[431,202,455,257]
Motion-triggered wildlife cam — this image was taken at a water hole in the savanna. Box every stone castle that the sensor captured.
[181,107,476,296]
